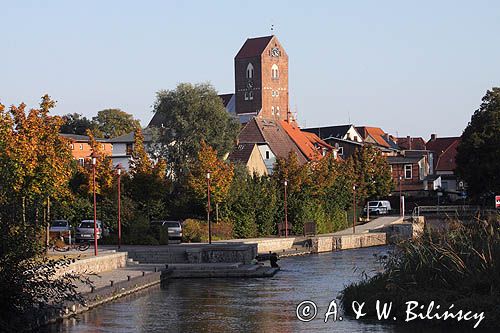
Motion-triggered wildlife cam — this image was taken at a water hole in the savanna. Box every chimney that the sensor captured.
[407,135,411,150]
[430,134,437,141]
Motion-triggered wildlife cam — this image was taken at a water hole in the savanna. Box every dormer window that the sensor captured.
[246,63,254,79]
[272,64,279,79]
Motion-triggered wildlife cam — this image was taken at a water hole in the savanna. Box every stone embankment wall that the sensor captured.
[127,244,257,264]
[55,251,127,277]
[311,233,387,253]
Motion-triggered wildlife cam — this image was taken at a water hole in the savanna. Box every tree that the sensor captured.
[152,83,240,179]
[188,141,234,221]
[60,113,93,135]
[350,145,393,205]
[456,87,500,202]
[0,95,74,224]
[125,127,170,220]
[92,108,140,139]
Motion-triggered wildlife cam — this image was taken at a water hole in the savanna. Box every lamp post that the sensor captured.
[399,175,403,217]
[206,172,211,244]
[116,164,122,249]
[91,154,98,256]
[352,185,356,234]
[284,180,288,237]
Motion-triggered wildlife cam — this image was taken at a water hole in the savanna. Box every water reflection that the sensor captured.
[43,246,486,333]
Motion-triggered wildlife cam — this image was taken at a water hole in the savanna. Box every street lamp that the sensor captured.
[399,175,404,217]
[206,172,212,244]
[284,180,288,237]
[352,185,356,234]
[116,164,123,249]
[91,154,98,256]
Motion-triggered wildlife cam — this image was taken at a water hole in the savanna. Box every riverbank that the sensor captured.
[340,216,500,330]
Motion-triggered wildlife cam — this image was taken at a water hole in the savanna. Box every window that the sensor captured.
[246,63,254,79]
[272,90,279,97]
[244,92,249,100]
[271,106,275,115]
[79,144,83,150]
[101,144,105,149]
[70,144,74,150]
[78,158,85,166]
[249,91,253,100]
[390,165,393,174]
[126,143,133,155]
[338,147,344,155]
[404,164,412,179]
[265,151,270,159]
[271,64,279,79]
[276,106,280,115]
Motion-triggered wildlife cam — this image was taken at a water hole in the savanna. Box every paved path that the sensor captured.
[331,215,403,236]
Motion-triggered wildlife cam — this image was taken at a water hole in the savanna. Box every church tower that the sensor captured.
[234,35,289,121]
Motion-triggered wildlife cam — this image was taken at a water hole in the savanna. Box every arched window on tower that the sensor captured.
[271,64,279,79]
[246,63,254,79]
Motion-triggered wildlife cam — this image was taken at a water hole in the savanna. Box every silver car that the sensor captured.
[151,220,183,241]
[76,220,104,242]
[49,220,72,242]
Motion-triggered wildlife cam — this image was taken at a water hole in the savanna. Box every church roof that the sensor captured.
[238,117,307,164]
[235,35,274,59]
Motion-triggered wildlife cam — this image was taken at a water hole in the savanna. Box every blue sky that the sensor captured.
[2,0,499,137]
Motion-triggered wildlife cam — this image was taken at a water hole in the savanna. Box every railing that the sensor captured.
[412,205,486,218]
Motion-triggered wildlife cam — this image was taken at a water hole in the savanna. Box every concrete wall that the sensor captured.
[56,252,127,277]
[126,244,257,264]
[222,237,297,254]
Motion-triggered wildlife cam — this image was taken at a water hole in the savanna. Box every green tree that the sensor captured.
[60,113,93,135]
[456,87,500,202]
[350,145,393,205]
[125,128,170,220]
[152,83,240,179]
[92,108,140,139]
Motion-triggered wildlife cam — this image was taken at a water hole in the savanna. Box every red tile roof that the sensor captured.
[356,126,390,148]
[396,137,426,150]
[238,118,308,164]
[280,120,325,161]
[302,131,334,150]
[228,143,257,164]
[235,36,274,59]
[426,137,460,171]
[239,117,266,143]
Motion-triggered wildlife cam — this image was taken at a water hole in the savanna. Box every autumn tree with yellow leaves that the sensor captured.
[188,141,234,221]
[0,95,73,224]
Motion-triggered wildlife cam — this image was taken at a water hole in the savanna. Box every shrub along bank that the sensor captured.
[340,215,500,329]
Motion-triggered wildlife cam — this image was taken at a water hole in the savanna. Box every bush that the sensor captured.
[182,219,233,242]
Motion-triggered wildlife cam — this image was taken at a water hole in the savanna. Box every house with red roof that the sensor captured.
[426,134,461,195]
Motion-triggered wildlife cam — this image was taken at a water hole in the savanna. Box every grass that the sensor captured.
[340,214,500,329]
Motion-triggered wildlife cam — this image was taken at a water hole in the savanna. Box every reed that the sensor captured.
[341,214,500,328]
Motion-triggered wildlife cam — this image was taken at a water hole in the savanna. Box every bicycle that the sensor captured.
[49,238,90,252]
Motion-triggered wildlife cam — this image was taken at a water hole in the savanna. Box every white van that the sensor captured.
[364,200,392,215]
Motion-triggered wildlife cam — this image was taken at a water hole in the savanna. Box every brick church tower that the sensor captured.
[234,35,289,121]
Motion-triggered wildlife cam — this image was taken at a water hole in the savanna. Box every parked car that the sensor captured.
[363,200,392,215]
[75,220,106,242]
[150,220,183,241]
[49,220,72,242]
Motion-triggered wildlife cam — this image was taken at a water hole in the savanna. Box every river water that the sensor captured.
[44,246,482,333]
